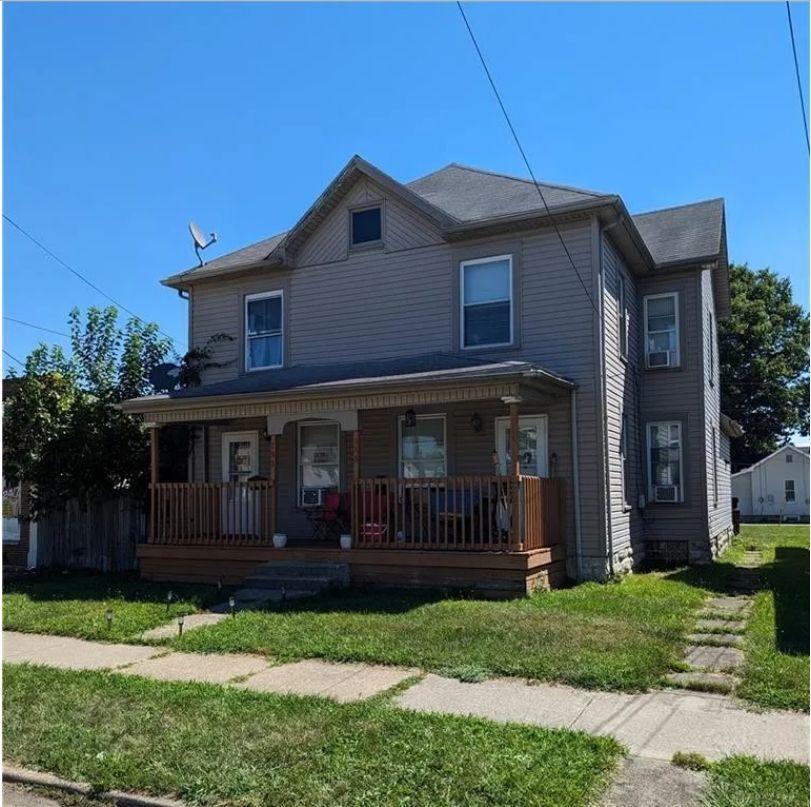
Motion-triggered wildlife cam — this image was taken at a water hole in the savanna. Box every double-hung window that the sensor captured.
[245,291,283,371]
[644,293,679,368]
[647,421,683,503]
[460,255,513,348]
[785,479,796,503]
[787,453,794,464]
[618,274,629,359]
[399,415,447,479]
[298,422,340,506]
[711,427,719,505]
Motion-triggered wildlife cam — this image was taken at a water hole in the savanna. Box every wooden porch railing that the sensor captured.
[149,481,276,545]
[350,475,565,552]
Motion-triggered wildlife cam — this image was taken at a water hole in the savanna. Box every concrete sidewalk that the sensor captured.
[3,630,808,763]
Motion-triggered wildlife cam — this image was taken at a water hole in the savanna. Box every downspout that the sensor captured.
[570,388,583,579]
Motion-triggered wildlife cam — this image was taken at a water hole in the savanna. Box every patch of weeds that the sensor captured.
[437,664,489,683]
[672,751,712,771]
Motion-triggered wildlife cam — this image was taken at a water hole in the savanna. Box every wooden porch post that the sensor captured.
[269,434,278,536]
[149,426,159,543]
[508,400,521,549]
[351,430,360,542]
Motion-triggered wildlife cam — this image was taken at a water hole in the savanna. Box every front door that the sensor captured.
[221,432,259,534]
[495,415,548,476]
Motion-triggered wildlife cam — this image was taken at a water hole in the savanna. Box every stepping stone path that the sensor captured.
[667,549,762,695]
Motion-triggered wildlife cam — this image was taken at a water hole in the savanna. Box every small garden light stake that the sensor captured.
[229,595,235,617]
[105,609,113,630]
[166,590,173,612]
[177,615,185,636]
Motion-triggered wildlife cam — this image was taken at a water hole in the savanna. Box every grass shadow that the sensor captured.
[771,546,809,655]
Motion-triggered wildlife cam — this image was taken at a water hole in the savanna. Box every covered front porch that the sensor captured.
[127,357,575,593]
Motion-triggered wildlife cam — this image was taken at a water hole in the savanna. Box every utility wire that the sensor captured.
[4,316,69,338]
[2,349,25,369]
[786,1,810,153]
[3,214,187,349]
[455,1,600,316]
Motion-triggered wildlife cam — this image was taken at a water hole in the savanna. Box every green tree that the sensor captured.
[3,306,179,515]
[719,263,809,470]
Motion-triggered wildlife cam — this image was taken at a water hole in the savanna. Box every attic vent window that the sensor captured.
[351,206,382,246]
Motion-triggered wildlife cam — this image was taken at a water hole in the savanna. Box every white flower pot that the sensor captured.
[339,534,352,550]
[272,533,287,549]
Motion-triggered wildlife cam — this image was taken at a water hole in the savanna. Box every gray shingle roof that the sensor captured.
[406,164,607,222]
[632,198,725,267]
[165,158,726,285]
[141,352,571,404]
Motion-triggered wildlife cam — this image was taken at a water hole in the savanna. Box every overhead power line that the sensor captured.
[455,2,600,316]
[2,349,25,369]
[785,1,810,153]
[4,316,69,338]
[3,214,187,349]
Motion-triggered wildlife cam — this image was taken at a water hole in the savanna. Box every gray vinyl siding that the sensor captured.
[601,235,644,565]
[701,268,732,541]
[637,269,708,556]
[187,180,600,573]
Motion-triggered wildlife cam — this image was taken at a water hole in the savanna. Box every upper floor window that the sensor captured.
[461,255,513,348]
[245,291,283,371]
[618,273,629,359]
[351,206,382,246]
[708,309,715,385]
[644,293,680,369]
[647,421,683,503]
[787,453,794,463]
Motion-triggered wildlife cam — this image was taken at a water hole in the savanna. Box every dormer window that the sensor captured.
[351,206,382,246]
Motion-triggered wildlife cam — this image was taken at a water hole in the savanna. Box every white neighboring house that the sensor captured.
[732,445,810,522]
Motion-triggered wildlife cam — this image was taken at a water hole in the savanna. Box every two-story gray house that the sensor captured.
[122,155,741,594]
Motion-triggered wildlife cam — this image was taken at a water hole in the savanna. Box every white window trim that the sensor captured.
[708,309,715,386]
[297,420,341,507]
[785,479,796,502]
[460,254,514,350]
[712,427,719,506]
[646,421,684,503]
[398,414,447,479]
[245,290,283,372]
[618,273,629,360]
[643,292,680,369]
[220,431,259,482]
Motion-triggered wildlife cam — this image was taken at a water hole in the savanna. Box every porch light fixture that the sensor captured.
[404,408,417,428]
[470,412,483,433]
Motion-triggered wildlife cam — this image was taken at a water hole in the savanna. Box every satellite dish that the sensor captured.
[188,220,218,266]
[148,362,181,394]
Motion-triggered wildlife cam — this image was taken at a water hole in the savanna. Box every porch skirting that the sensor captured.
[136,543,566,597]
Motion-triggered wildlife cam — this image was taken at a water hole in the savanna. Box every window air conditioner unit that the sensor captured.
[654,485,678,502]
[301,488,325,507]
[648,350,672,368]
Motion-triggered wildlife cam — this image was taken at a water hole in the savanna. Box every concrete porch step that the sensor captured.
[242,574,337,590]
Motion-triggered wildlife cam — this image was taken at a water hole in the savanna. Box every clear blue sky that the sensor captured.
[4,2,809,373]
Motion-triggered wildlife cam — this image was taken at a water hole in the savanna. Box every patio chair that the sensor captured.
[356,490,390,544]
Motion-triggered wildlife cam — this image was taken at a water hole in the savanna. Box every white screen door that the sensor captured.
[221,432,259,534]
[495,415,548,476]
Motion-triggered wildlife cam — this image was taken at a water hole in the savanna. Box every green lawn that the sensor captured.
[169,573,705,691]
[674,524,809,711]
[705,755,810,807]
[2,572,225,641]
[3,664,622,807]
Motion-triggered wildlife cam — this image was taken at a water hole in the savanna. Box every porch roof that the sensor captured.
[121,353,574,423]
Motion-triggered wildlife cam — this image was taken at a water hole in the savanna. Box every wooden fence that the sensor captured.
[35,496,146,571]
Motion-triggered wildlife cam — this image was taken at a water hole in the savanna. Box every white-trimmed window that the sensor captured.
[787,453,794,464]
[399,415,447,478]
[460,255,513,348]
[712,427,719,505]
[620,412,630,507]
[647,421,683,503]
[618,273,629,359]
[644,293,680,369]
[785,479,796,503]
[2,484,21,544]
[245,291,283,371]
[298,422,340,507]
